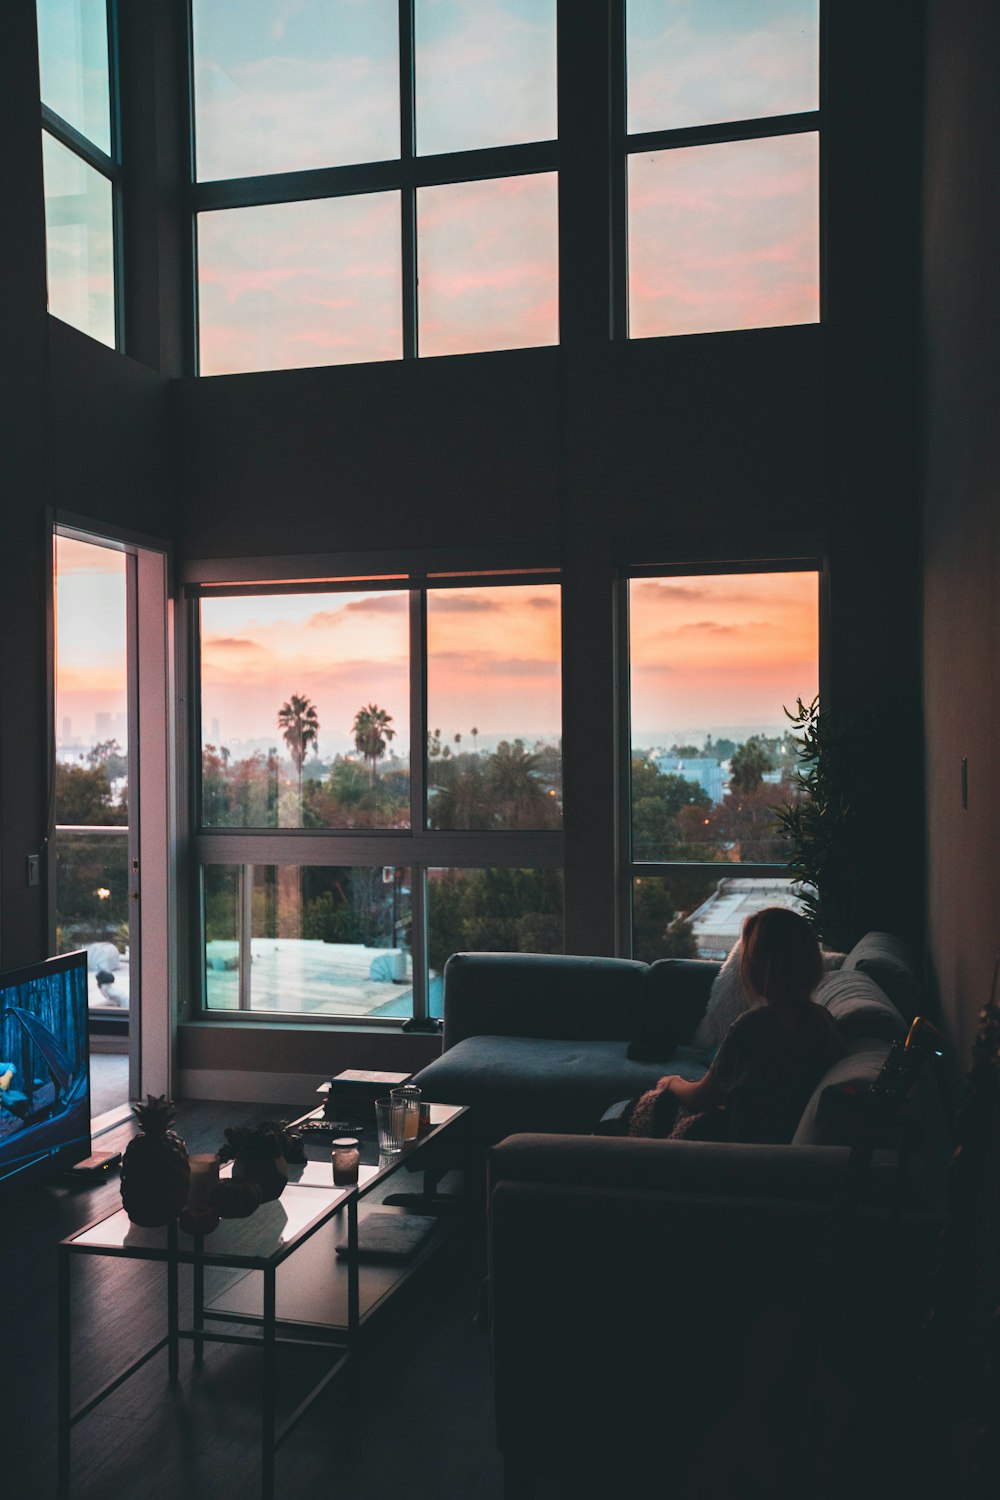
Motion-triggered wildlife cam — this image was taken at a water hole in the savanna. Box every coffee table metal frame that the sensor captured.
[56,1103,468,1498]
[57,1181,359,1500]
[205,1102,470,1338]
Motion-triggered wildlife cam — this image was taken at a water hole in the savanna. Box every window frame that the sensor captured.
[185,0,560,373]
[187,559,565,1025]
[38,0,124,350]
[618,554,826,960]
[611,0,826,340]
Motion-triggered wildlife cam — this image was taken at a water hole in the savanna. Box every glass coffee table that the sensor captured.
[57,1102,467,1500]
[205,1101,469,1337]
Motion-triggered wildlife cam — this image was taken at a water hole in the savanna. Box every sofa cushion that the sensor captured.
[813,969,906,1043]
[413,1034,708,1135]
[842,932,922,1022]
[441,952,648,1050]
[792,1040,896,1146]
[628,958,719,1060]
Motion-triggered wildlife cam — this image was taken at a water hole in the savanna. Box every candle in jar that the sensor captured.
[331,1138,360,1185]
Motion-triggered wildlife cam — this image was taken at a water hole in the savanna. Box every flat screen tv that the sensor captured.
[0,950,90,1188]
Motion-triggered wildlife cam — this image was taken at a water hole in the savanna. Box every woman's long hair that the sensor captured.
[740,906,823,1007]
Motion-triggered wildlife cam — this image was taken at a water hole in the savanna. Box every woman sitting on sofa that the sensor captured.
[630,906,845,1143]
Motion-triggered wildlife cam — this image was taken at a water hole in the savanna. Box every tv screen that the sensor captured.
[0,951,90,1187]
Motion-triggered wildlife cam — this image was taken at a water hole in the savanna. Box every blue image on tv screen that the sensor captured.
[0,951,90,1186]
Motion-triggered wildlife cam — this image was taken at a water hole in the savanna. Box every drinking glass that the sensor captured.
[375,1096,406,1154]
[390,1084,421,1142]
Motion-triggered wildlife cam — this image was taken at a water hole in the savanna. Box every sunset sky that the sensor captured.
[629,570,819,745]
[187,0,819,373]
[55,535,128,748]
[54,545,817,759]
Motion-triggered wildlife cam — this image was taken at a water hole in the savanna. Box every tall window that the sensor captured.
[193,573,563,1021]
[191,0,559,374]
[626,567,819,961]
[53,534,131,1014]
[621,0,820,339]
[37,0,119,348]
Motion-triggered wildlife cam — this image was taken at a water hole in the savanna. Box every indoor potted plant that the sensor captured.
[217,1120,302,1203]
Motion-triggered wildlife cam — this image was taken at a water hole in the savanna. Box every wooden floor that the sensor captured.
[8,1100,507,1500]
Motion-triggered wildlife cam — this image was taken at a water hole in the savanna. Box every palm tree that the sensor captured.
[277,694,320,814]
[483,739,548,827]
[352,703,396,788]
[471,726,478,754]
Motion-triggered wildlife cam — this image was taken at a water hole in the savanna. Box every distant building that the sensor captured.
[653,755,727,805]
[687,877,807,961]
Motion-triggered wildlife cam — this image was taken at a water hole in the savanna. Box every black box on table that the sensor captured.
[319,1069,413,1121]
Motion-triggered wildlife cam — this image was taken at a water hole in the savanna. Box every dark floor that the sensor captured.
[8,1100,507,1500]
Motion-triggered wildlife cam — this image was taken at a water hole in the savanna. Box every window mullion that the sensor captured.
[399,0,417,358]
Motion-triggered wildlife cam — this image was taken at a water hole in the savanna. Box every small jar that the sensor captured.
[331,1137,360,1186]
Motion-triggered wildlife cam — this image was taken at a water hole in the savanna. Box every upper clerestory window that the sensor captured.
[623,0,821,340]
[191,0,559,375]
[37,0,120,350]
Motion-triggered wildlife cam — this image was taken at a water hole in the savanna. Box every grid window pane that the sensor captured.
[626,0,819,136]
[55,535,129,820]
[426,584,561,830]
[417,173,558,357]
[427,867,563,1015]
[633,874,808,963]
[36,0,111,155]
[200,590,410,829]
[627,133,819,339]
[55,831,130,1011]
[629,571,818,864]
[204,865,241,1011]
[42,132,115,348]
[202,865,413,1018]
[198,194,402,375]
[415,0,557,157]
[191,0,399,181]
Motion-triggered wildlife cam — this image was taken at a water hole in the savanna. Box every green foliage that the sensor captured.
[55,761,128,824]
[277,694,319,774]
[353,703,395,786]
[631,758,712,860]
[728,736,773,793]
[772,697,872,950]
[426,868,563,974]
[631,877,702,963]
[428,740,561,831]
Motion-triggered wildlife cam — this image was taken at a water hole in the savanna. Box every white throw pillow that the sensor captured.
[691,941,846,1052]
[691,943,757,1051]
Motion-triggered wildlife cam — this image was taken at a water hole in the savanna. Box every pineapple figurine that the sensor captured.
[120,1095,191,1227]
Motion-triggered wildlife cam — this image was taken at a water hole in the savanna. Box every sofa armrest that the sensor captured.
[441,951,647,1049]
[488,1133,939,1477]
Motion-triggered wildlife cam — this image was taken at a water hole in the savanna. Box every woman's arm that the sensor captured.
[656,1072,722,1112]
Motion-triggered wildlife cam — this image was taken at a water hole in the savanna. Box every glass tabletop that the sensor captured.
[68,1181,353,1263]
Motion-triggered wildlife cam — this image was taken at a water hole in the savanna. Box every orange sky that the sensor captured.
[629,571,818,744]
[55,557,816,755]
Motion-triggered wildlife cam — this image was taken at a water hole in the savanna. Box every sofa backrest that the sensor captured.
[632,958,721,1058]
[841,931,923,1022]
[442,952,648,1049]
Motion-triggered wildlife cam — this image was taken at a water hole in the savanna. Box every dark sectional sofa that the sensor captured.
[413,934,951,1495]
[413,932,934,1148]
